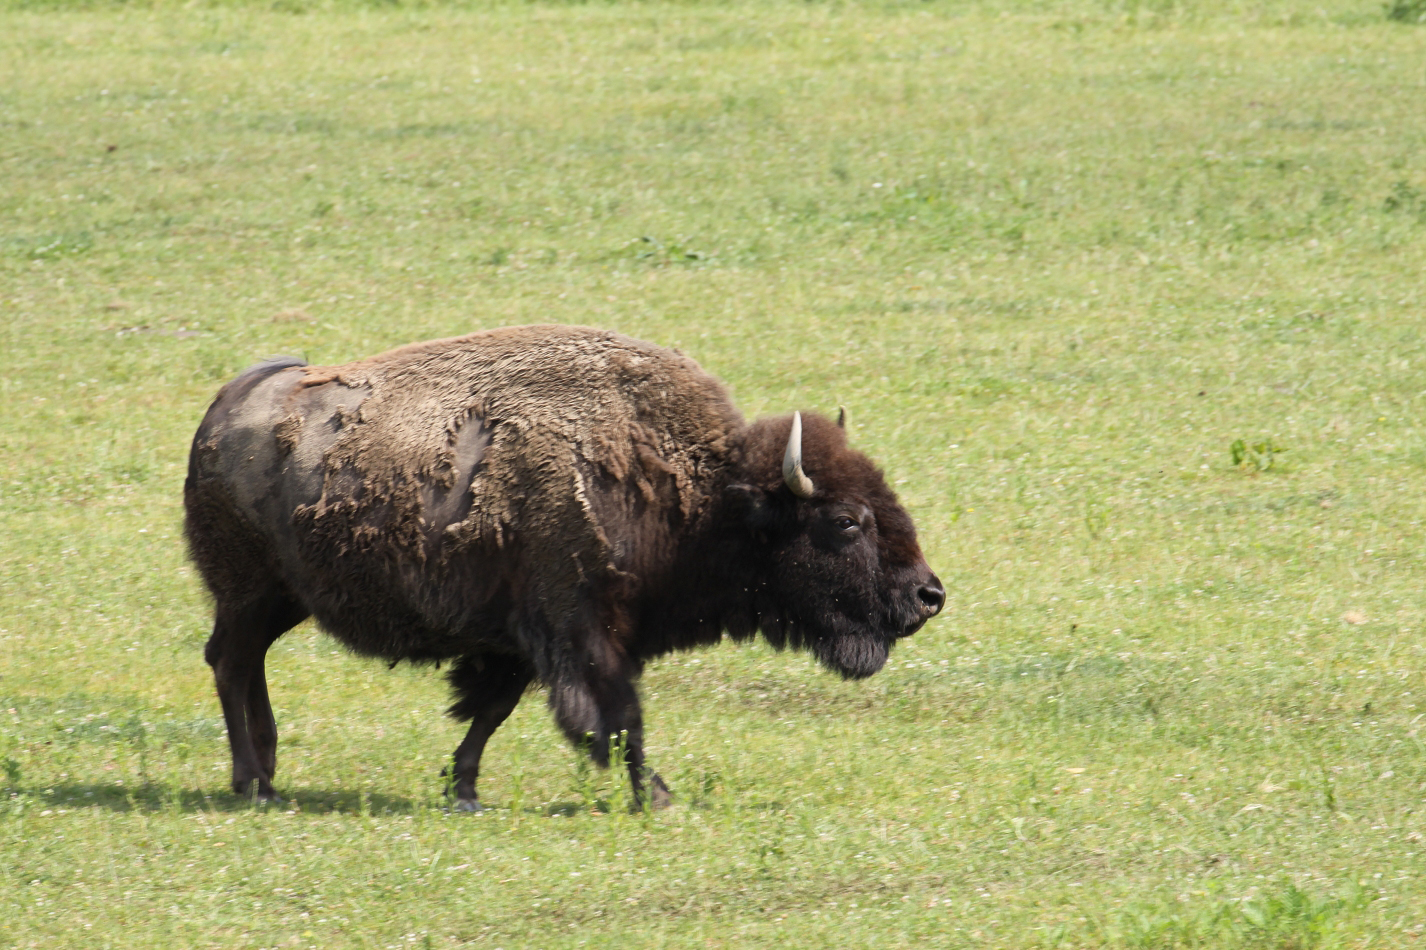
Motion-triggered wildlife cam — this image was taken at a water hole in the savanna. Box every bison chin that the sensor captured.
[812,631,892,680]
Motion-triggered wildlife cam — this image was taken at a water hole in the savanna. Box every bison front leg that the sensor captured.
[445,654,533,812]
[550,673,672,811]
[612,700,672,812]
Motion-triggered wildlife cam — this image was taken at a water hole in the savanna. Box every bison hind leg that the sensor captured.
[204,587,308,802]
[445,654,533,811]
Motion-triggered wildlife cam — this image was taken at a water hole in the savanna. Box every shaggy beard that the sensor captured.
[767,612,892,680]
[813,631,891,680]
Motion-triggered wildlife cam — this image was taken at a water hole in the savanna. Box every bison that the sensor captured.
[185,325,943,809]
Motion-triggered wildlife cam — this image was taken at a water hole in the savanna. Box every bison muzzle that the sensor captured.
[185,325,943,809]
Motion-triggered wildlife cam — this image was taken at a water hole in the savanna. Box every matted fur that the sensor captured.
[293,323,737,550]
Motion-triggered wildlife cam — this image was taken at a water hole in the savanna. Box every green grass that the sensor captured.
[3,0,1426,946]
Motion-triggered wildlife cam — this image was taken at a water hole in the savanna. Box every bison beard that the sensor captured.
[185,325,943,809]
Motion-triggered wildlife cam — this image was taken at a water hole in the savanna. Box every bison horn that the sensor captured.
[782,411,816,499]
[836,406,848,430]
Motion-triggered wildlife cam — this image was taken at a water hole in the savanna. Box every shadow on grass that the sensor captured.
[20,782,424,815]
[15,783,691,819]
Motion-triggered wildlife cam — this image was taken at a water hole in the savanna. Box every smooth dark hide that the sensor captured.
[185,325,944,808]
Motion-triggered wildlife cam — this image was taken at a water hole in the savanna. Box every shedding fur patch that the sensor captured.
[289,325,742,589]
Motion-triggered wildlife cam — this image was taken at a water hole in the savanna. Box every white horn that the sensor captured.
[782,411,816,499]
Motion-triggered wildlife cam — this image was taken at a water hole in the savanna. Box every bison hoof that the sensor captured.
[453,797,485,813]
[235,779,283,805]
[640,773,673,812]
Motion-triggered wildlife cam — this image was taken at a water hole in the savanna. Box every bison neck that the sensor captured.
[630,506,768,662]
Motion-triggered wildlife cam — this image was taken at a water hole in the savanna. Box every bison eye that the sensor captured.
[833,515,860,533]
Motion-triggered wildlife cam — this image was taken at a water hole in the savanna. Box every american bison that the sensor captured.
[185,325,943,808]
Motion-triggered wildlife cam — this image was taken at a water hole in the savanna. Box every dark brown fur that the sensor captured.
[185,325,943,808]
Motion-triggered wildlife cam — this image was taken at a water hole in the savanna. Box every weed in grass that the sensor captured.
[568,741,604,816]
[1110,879,1373,948]
[1230,438,1286,474]
[1384,0,1426,23]
[1383,180,1426,219]
[8,231,94,260]
[626,234,711,267]
[604,732,631,817]
[505,765,526,823]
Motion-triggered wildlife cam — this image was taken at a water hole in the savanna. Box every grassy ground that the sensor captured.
[3,0,1426,946]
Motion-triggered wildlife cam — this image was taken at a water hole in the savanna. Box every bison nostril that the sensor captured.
[917,582,945,616]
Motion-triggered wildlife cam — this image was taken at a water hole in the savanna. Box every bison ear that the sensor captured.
[724,482,775,530]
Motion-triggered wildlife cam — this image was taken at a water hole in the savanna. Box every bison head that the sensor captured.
[728,411,944,679]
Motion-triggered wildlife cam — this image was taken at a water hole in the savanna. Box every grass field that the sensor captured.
[4,0,1426,946]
